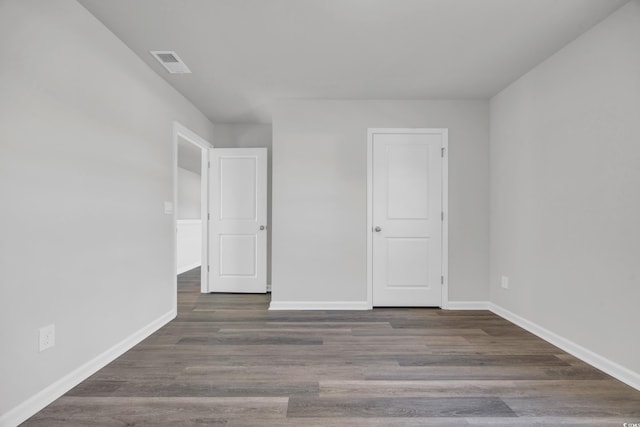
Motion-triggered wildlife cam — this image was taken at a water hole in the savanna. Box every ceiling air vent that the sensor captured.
[150,51,191,74]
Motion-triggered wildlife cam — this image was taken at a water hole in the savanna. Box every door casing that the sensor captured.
[173,122,212,299]
[366,128,449,309]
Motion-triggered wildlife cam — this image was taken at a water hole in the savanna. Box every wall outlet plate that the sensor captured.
[501,276,509,289]
[39,324,55,352]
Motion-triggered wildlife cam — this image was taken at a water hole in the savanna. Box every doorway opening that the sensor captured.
[173,122,212,303]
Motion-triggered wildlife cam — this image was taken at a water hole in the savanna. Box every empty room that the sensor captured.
[1,0,639,426]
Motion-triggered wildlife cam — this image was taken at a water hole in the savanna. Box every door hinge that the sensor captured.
[208,160,211,168]
[207,265,210,272]
[441,211,444,221]
[208,213,210,221]
[441,275,444,285]
[441,147,445,157]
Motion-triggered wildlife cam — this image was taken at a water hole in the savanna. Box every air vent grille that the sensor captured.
[150,51,191,74]
[157,53,179,63]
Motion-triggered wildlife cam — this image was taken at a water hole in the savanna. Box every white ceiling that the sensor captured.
[78,0,627,124]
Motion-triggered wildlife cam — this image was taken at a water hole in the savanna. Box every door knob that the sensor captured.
[260,225,266,230]
[374,226,382,232]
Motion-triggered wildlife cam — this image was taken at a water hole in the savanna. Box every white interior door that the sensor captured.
[209,148,267,293]
[371,130,444,306]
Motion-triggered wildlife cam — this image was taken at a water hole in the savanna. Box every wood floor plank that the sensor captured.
[24,396,288,427]
[318,379,635,398]
[177,365,367,381]
[503,396,640,417]
[364,365,610,381]
[22,267,640,426]
[352,327,489,336]
[465,417,631,426]
[107,380,319,397]
[322,335,470,345]
[397,354,570,367]
[287,397,516,418]
[177,335,324,345]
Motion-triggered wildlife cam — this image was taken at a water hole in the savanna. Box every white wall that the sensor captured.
[177,167,201,220]
[177,168,202,274]
[177,220,202,274]
[214,124,273,285]
[490,0,640,379]
[272,100,489,304]
[0,0,214,422]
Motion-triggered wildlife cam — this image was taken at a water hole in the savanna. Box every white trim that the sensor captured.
[173,122,212,150]
[366,128,449,309]
[366,130,374,309]
[440,130,450,309]
[199,145,210,294]
[173,122,213,297]
[489,302,640,392]
[445,301,489,310]
[269,301,370,311]
[0,310,175,427]
[177,262,201,275]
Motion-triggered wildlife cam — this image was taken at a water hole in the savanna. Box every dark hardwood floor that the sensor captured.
[24,268,640,426]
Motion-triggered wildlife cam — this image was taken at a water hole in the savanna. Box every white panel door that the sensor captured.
[372,131,443,306]
[209,148,267,293]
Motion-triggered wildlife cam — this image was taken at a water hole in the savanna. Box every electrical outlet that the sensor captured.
[39,324,55,352]
[501,276,509,289]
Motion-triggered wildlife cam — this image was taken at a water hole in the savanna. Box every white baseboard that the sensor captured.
[269,301,370,310]
[177,262,201,275]
[489,302,640,392]
[269,300,491,311]
[445,301,489,310]
[0,309,176,427]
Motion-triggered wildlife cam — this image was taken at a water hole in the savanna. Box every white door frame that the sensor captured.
[366,128,449,309]
[173,121,213,301]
